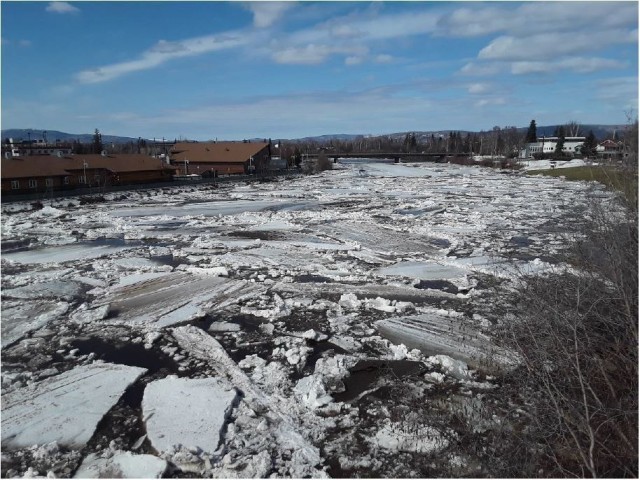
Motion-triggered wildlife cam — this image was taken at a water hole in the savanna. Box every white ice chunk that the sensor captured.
[2,363,146,450]
[425,354,472,380]
[208,321,241,332]
[73,451,168,478]
[142,376,238,455]
[372,421,449,454]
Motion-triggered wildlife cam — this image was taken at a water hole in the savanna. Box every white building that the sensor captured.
[520,136,585,158]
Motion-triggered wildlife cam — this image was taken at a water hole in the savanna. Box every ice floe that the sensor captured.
[142,376,238,455]
[2,363,146,450]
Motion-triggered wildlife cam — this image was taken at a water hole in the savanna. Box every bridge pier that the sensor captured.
[394,156,400,163]
[333,157,338,164]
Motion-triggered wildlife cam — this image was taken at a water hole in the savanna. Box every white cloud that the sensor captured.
[345,56,364,66]
[479,30,634,62]
[459,62,502,77]
[271,43,367,65]
[475,97,506,108]
[45,2,80,14]
[437,2,637,38]
[76,32,251,83]
[375,54,394,64]
[467,83,489,94]
[511,57,627,75]
[244,2,296,28]
[595,76,638,109]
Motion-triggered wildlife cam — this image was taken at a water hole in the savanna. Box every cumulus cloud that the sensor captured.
[244,2,295,28]
[45,2,80,14]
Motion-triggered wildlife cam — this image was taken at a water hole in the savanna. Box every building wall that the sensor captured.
[2,169,174,194]
[113,170,175,184]
[176,161,247,176]
[521,137,585,158]
[2,175,75,194]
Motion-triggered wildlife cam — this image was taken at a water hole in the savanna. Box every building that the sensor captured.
[596,139,624,160]
[520,136,586,159]
[1,153,177,195]
[169,141,271,176]
[2,138,74,157]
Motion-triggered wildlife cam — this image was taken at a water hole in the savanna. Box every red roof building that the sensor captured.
[1,153,177,194]
[169,141,271,176]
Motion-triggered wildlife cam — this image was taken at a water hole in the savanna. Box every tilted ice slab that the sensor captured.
[142,376,238,455]
[2,279,83,300]
[109,199,319,218]
[1,362,146,450]
[1,300,69,348]
[378,260,468,282]
[95,272,266,327]
[74,451,168,479]
[2,243,132,265]
[272,281,456,304]
[376,313,517,370]
[316,221,439,256]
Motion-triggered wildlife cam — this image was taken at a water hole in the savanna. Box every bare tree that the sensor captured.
[566,120,582,137]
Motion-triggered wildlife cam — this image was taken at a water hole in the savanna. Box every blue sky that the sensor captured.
[2,1,638,140]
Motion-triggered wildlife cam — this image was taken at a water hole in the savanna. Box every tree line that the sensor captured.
[282,121,611,160]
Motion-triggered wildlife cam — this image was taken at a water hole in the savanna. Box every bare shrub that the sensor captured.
[495,189,638,477]
[302,153,334,175]
[316,153,333,172]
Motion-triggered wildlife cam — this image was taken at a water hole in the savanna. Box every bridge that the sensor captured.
[302,152,471,163]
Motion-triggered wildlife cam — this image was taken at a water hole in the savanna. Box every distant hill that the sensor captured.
[1,129,140,144]
[3,124,627,147]
[532,124,625,139]
[289,125,626,143]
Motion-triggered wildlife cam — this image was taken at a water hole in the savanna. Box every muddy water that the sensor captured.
[333,359,426,402]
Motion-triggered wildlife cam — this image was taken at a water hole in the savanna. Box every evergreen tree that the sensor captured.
[554,126,566,157]
[526,120,537,143]
[92,129,103,154]
[580,130,597,157]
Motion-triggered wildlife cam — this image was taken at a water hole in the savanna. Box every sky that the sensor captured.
[1,1,638,141]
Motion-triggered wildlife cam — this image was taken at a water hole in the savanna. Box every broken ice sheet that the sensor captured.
[94,272,265,327]
[1,300,69,347]
[1,363,146,450]
[142,376,238,455]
